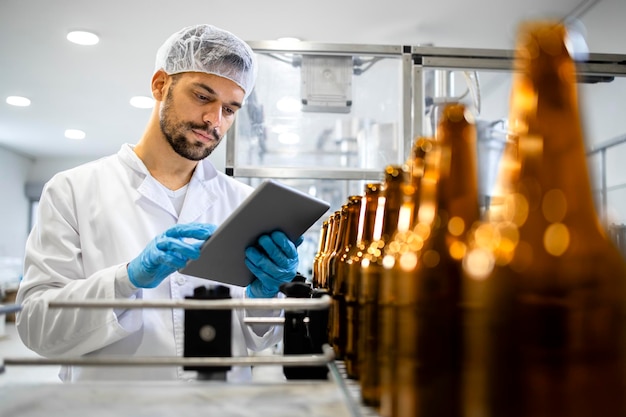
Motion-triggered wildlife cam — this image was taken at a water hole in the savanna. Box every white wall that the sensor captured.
[27,156,94,184]
[0,147,33,259]
[27,142,226,184]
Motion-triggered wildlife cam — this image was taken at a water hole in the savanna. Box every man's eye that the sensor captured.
[223,107,235,115]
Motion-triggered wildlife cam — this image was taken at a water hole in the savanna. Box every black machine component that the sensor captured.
[184,285,232,380]
[280,276,329,380]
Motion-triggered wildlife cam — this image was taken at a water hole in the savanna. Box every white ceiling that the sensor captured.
[1,0,625,160]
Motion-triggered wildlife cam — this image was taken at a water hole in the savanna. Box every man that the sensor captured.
[16,24,299,382]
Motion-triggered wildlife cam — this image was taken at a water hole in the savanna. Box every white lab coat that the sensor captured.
[16,144,282,382]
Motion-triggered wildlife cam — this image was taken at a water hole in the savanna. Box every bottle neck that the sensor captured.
[381,177,409,241]
[342,200,362,252]
[423,106,480,235]
[511,28,600,229]
[358,191,382,245]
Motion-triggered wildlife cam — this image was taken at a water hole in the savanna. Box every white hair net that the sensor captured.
[155,24,257,99]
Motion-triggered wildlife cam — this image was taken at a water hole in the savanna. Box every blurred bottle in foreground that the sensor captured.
[470,20,626,417]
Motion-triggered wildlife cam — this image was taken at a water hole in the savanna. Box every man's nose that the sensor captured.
[202,103,222,128]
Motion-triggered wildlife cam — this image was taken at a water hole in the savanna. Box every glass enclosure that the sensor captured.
[228,42,411,191]
[227,42,626,269]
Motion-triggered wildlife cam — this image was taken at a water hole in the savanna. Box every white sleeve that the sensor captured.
[15,180,142,358]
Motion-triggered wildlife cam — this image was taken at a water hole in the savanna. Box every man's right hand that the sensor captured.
[128,223,216,288]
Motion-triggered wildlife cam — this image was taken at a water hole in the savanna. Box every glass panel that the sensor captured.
[419,68,513,207]
[235,52,404,171]
[605,142,626,223]
[237,176,370,277]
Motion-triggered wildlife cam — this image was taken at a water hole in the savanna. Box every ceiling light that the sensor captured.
[67,30,100,46]
[65,129,86,140]
[130,96,155,109]
[6,96,31,107]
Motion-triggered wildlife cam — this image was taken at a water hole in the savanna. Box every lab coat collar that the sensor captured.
[118,144,219,223]
[178,159,219,223]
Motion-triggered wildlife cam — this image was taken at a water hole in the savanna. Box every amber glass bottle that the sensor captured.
[318,211,340,290]
[331,195,363,361]
[342,183,383,380]
[320,210,342,346]
[312,219,329,289]
[380,104,480,417]
[479,21,626,417]
[327,206,349,352]
[355,165,407,409]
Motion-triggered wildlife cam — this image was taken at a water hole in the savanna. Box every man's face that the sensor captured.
[159,72,245,161]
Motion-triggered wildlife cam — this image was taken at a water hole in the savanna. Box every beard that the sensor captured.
[159,86,222,161]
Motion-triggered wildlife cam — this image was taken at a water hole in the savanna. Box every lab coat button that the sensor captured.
[176,276,187,285]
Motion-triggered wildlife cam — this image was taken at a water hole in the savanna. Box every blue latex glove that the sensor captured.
[245,231,304,298]
[128,223,217,288]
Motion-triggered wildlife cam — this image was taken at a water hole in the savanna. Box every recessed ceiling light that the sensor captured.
[6,96,31,107]
[67,30,100,46]
[130,96,155,109]
[65,129,86,140]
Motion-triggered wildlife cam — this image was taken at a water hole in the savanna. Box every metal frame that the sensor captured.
[410,45,626,141]
[226,42,413,181]
[587,133,626,221]
[410,46,626,217]
[44,295,332,310]
[229,42,626,185]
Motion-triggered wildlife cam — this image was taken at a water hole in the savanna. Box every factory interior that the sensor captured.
[2,0,626,416]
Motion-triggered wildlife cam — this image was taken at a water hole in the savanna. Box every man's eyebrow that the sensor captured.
[194,82,242,109]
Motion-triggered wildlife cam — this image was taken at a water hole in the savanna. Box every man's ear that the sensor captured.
[151,70,168,101]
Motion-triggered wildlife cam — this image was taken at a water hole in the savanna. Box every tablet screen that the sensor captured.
[179,180,330,286]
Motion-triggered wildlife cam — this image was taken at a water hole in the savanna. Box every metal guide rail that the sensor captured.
[2,296,333,369]
[0,295,376,417]
[45,295,332,310]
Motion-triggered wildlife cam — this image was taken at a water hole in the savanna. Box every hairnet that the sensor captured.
[155,24,257,99]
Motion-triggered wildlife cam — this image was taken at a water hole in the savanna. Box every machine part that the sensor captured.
[47,295,332,310]
[301,55,352,113]
[280,281,330,380]
[243,317,286,325]
[184,285,232,380]
[0,304,21,316]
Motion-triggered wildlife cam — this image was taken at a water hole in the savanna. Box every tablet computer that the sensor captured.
[179,179,330,286]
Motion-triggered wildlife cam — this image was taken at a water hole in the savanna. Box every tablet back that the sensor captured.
[179,180,330,287]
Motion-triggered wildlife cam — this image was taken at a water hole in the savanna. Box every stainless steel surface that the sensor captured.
[0,379,357,417]
[422,56,512,71]
[47,295,331,311]
[415,49,626,76]
[402,52,414,157]
[231,167,384,181]
[411,45,515,59]
[247,41,402,56]
[588,133,626,154]
[413,65,426,139]
[243,317,286,325]
[327,361,365,417]
[3,345,334,368]
[0,304,21,316]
